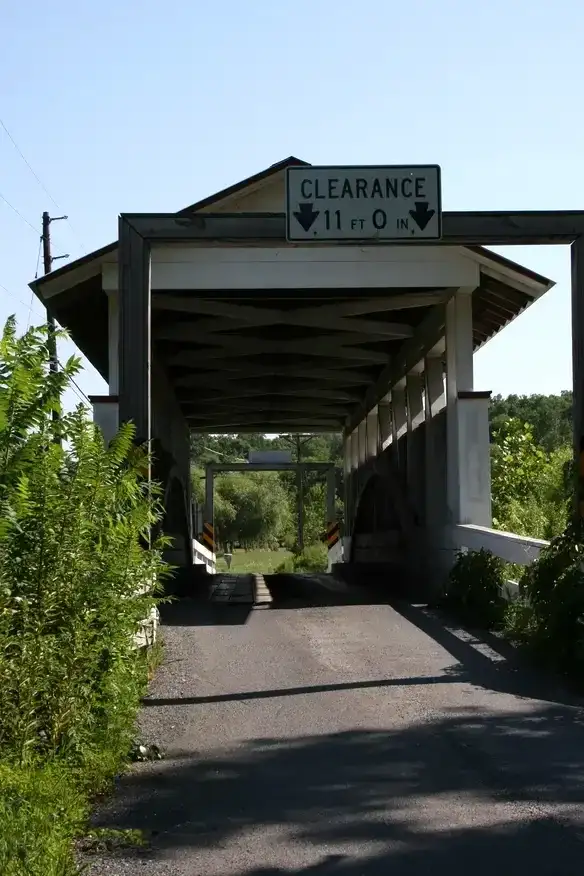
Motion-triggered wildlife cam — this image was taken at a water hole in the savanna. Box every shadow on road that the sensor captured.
[91,707,584,873]
[142,671,462,707]
[160,599,253,627]
[390,600,584,709]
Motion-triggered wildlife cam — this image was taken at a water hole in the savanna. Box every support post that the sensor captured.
[391,385,407,472]
[366,408,378,459]
[406,373,424,518]
[118,217,151,447]
[326,466,336,524]
[572,236,584,521]
[343,435,352,532]
[297,467,304,550]
[358,419,367,466]
[350,428,359,471]
[202,470,216,553]
[424,356,445,528]
[107,290,119,394]
[445,288,474,522]
[378,402,392,450]
[343,434,352,478]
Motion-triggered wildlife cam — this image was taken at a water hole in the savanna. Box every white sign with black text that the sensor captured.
[286,165,442,242]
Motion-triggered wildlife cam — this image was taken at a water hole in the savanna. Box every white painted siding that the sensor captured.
[102,245,480,292]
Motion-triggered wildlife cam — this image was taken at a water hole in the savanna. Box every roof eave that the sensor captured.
[29,241,117,300]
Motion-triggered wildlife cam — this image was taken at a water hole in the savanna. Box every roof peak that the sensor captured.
[178,155,309,215]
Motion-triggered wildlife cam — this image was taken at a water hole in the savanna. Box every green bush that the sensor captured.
[0,762,86,876]
[504,523,584,674]
[442,548,506,629]
[0,318,168,873]
[275,543,328,574]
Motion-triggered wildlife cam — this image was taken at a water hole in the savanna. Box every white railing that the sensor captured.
[451,523,549,601]
[193,538,216,573]
[327,537,345,571]
[134,573,159,649]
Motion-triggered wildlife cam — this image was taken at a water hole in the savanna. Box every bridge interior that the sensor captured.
[29,156,556,598]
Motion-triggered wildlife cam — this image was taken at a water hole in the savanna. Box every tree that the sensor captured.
[214,471,292,548]
[490,392,572,454]
[491,417,570,539]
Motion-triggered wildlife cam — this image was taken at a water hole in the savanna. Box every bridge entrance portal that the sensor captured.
[28,156,584,596]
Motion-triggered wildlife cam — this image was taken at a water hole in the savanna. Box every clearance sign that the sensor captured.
[286,164,441,242]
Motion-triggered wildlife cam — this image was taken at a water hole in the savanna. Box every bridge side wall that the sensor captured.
[343,287,492,596]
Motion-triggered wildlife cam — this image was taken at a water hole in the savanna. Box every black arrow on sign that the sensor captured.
[409,202,435,231]
[294,202,319,232]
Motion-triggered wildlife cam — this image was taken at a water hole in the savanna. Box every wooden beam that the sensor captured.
[124,211,584,246]
[152,294,414,339]
[208,462,336,472]
[172,364,374,385]
[190,424,340,434]
[118,217,151,443]
[156,323,407,347]
[187,417,343,429]
[177,384,361,402]
[166,337,389,364]
[183,398,349,415]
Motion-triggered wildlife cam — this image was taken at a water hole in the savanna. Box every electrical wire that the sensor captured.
[0,278,41,319]
[0,116,86,254]
[0,278,91,407]
[0,190,40,235]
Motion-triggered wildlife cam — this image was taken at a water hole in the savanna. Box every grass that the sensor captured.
[215,548,292,574]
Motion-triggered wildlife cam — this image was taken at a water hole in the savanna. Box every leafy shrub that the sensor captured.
[441,548,506,628]
[0,761,86,876]
[0,318,168,872]
[505,523,584,673]
[274,543,328,574]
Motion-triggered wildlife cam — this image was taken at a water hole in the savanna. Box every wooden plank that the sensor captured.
[185,386,361,403]
[124,211,584,246]
[208,462,336,472]
[156,322,408,347]
[170,361,373,384]
[191,424,339,433]
[187,414,342,427]
[165,337,389,364]
[183,400,349,417]
[152,295,413,339]
[118,217,151,444]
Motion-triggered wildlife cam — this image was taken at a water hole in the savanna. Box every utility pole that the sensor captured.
[41,211,69,427]
[283,433,314,550]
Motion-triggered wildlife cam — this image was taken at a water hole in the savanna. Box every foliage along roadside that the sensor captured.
[442,411,584,680]
[442,527,584,680]
[0,318,168,875]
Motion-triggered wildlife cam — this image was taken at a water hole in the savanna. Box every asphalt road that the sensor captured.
[86,582,584,875]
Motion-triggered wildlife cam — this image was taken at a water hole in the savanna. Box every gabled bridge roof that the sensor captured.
[29,157,554,434]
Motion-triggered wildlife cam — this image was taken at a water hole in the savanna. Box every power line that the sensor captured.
[0,116,86,253]
[0,278,42,318]
[0,118,61,208]
[0,190,40,235]
[0,278,91,407]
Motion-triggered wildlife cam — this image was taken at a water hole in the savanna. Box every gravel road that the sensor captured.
[83,583,584,875]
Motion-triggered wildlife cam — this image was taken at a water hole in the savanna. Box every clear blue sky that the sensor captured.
[1,0,582,411]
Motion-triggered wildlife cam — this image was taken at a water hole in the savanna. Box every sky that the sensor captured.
[1,0,582,413]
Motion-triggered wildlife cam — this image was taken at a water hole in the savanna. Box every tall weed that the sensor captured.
[0,318,168,873]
